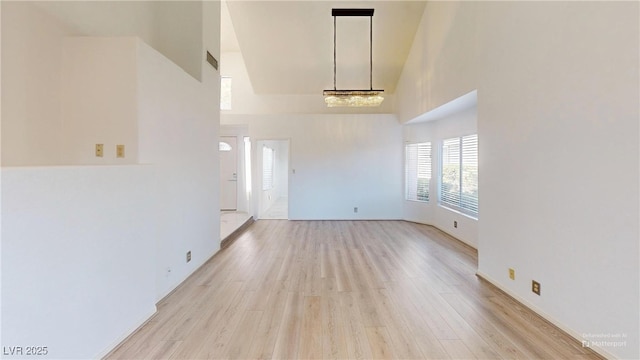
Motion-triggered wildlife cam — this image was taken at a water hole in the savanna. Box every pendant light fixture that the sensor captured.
[323,8,384,107]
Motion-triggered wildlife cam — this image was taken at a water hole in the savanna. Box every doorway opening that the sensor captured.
[219,136,238,211]
[257,139,289,219]
[219,132,253,242]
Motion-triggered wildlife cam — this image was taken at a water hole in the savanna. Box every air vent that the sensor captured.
[206,51,218,70]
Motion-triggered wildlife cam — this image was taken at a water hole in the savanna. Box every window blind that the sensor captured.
[262,146,274,191]
[441,137,461,208]
[405,142,431,202]
[461,134,478,214]
[440,134,478,217]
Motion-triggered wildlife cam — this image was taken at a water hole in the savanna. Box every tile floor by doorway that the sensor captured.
[220,211,252,240]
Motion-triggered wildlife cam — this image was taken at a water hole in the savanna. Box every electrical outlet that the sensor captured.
[532,280,541,295]
[509,268,515,280]
[354,207,358,213]
[186,251,191,263]
[454,220,458,228]
[95,144,104,157]
[116,144,125,158]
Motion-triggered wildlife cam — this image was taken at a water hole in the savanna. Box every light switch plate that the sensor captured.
[95,144,104,157]
[116,144,125,158]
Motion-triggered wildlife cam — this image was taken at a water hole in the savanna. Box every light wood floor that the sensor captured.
[106,220,601,360]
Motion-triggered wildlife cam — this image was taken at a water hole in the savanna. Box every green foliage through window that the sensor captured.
[440,135,478,216]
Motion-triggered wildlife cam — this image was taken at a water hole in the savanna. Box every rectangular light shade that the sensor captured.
[323,90,384,107]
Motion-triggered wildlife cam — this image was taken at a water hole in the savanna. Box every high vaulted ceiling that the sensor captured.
[223,1,426,95]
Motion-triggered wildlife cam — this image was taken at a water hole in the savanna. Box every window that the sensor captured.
[219,141,232,152]
[262,146,274,191]
[405,142,431,202]
[440,134,478,216]
[220,77,232,110]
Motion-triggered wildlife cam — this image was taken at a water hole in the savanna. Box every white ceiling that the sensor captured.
[35,1,425,96]
[223,1,426,95]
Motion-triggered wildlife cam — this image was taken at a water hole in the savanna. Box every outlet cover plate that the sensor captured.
[532,280,541,295]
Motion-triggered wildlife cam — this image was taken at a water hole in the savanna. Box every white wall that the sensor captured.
[394,1,478,124]
[403,106,478,248]
[1,1,207,166]
[1,166,157,359]
[1,1,4,345]
[274,141,289,199]
[220,45,402,221]
[477,3,639,358]
[1,1,222,356]
[1,37,221,358]
[33,1,203,81]
[153,1,203,81]
[396,2,639,358]
[61,37,138,165]
[220,52,402,220]
[137,40,220,300]
[223,114,403,220]
[1,2,74,166]
[202,0,221,78]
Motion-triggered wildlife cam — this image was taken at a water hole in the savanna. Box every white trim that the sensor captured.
[97,306,157,359]
[475,271,616,360]
[437,204,478,221]
[405,199,428,204]
[402,216,477,250]
[406,90,477,124]
[438,134,478,217]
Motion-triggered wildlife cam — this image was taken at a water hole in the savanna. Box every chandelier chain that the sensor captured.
[370,15,373,90]
[333,16,337,90]
[324,8,384,107]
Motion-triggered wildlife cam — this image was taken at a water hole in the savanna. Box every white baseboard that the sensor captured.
[403,218,478,250]
[476,271,615,360]
[97,306,157,359]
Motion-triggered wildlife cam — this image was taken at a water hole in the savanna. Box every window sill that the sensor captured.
[405,199,429,204]
[437,204,478,220]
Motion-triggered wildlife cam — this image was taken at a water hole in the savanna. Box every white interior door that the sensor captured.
[257,139,289,219]
[220,136,238,210]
